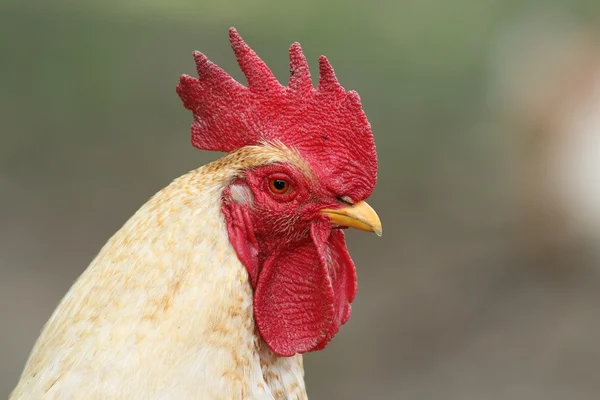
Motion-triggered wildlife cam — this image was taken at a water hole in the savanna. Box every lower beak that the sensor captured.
[320,201,382,237]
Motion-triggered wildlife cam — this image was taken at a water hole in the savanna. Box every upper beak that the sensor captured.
[320,201,382,237]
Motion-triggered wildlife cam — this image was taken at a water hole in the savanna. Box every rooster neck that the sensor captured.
[12,153,308,400]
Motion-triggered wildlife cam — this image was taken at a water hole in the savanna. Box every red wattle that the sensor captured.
[252,218,357,356]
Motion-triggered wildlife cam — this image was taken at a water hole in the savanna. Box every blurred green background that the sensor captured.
[3,1,600,399]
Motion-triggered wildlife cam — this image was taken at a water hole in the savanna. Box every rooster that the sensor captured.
[10,28,381,399]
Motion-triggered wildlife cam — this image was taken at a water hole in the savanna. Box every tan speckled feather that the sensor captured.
[11,145,310,400]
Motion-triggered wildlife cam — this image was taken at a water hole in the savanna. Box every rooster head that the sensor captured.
[176,28,380,357]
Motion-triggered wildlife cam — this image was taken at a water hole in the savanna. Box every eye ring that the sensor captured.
[269,178,291,195]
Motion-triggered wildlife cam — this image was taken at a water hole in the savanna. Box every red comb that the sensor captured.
[177,28,377,199]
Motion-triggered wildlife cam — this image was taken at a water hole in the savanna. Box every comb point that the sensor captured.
[193,51,210,75]
[288,42,312,92]
[228,27,280,92]
[317,55,343,94]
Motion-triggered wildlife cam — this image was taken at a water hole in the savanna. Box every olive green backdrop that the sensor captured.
[2,1,600,399]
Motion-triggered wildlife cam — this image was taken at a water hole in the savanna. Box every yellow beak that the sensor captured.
[320,201,382,237]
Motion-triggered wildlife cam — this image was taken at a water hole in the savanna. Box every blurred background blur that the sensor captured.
[3,0,600,398]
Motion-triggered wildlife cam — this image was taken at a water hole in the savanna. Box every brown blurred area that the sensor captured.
[3,1,600,399]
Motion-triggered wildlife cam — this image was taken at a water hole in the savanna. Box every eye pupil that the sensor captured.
[269,178,290,194]
[273,180,287,191]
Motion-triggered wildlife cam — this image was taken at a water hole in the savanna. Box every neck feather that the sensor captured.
[15,151,307,399]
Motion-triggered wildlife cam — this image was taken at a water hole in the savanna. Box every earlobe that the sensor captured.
[229,182,255,207]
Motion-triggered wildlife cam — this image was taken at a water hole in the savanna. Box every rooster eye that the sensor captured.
[269,179,290,194]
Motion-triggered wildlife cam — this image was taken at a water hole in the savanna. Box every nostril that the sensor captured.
[337,196,354,205]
